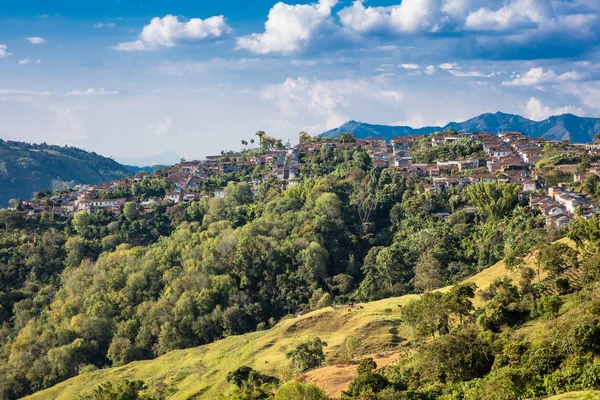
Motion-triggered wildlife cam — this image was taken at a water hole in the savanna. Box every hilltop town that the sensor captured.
[12,130,600,229]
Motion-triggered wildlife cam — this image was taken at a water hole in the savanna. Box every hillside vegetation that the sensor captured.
[0,140,133,206]
[3,138,600,400]
[23,258,520,400]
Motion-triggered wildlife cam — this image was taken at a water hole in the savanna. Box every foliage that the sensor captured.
[0,140,132,207]
[286,338,327,372]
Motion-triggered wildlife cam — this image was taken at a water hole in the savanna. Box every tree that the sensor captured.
[446,282,477,327]
[123,202,138,222]
[417,327,493,383]
[336,132,357,143]
[402,292,449,340]
[227,366,254,388]
[286,338,327,372]
[357,358,377,375]
[299,132,312,144]
[413,253,445,292]
[72,210,91,236]
[538,242,578,277]
[464,182,520,220]
[82,379,149,400]
[275,382,329,400]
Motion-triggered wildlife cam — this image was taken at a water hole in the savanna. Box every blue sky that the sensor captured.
[0,0,599,163]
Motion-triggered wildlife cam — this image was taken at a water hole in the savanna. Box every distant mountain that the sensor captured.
[320,112,600,143]
[118,151,182,167]
[0,140,134,207]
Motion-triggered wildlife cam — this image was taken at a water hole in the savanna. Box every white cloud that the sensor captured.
[26,37,46,44]
[18,58,41,65]
[260,76,403,131]
[400,63,420,69]
[0,89,51,96]
[114,14,231,51]
[559,81,600,111]
[237,0,338,54]
[465,0,551,31]
[146,116,173,136]
[439,62,458,70]
[424,65,436,75]
[0,44,12,58]
[339,0,450,35]
[394,116,426,128]
[66,88,120,96]
[95,22,116,28]
[448,70,498,78]
[502,67,584,86]
[525,97,583,120]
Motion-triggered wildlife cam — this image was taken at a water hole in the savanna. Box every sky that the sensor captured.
[0,0,599,163]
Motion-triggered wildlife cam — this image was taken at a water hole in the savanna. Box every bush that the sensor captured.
[227,366,254,388]
[535,295,563,319]
[275,381,329,400]
[286,338,327,372]
[357,358,377,375]
[345,372,390,397]
[571,320,600,355]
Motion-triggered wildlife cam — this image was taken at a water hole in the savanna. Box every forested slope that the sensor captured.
[0,140,133,206]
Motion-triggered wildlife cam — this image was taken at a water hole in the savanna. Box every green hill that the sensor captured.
[0,140,134,207]
[20,256,525,400]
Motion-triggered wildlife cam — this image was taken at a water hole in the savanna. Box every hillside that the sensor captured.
[0,140,134,207]
[22,256,524,400]
[320,112,600,143]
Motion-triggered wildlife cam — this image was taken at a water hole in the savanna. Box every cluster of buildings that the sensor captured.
[9,130,600,227]
[531,186,600,227]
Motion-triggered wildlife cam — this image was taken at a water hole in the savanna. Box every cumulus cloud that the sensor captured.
[26,37,46,44]
[236,0,338,54]
[502,67,584,86]
[260,76,403,130]
[439,63,458,70]
[146,116,173,136]
[338,0,453,35]
[66,88,120,96]
[464,0,552,31]
[401,63,420,69]
[18,58,41,65]
[525,97,583,120]
[424,65,436,75]
[0,44,12,58]
[114,14,232,51]
[559,81,600,111]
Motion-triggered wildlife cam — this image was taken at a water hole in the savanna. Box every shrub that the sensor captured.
[286,338,327,372]
[357,358,377,375]
[275,381,329,400]
[227,366,254,388]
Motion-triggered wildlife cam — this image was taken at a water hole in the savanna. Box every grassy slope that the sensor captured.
[24,257,523,400]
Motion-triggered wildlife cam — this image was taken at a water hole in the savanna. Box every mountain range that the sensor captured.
[0,140,134,207]
[320,112,600,143]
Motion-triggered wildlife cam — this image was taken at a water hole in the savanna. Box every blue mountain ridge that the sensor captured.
[320,112,600,143]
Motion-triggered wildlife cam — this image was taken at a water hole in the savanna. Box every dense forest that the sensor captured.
[1,140,598,400]
[0,140,133,207]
